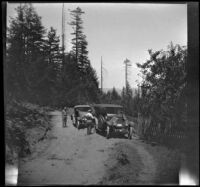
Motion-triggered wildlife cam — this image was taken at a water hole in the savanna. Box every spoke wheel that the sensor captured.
[106,126,110,139]
[128,127,133,139]
[77,121,80,130]
[93,124,96,133]
[87,125,91,135]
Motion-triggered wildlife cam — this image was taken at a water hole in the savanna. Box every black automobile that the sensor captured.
[92,104,133,139]
[71,105,92,129]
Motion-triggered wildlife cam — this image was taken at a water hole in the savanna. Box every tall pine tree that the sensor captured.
[37,27,62,105]
[6,3,46,102]
[69,7,100,103]
[44,27,62,83]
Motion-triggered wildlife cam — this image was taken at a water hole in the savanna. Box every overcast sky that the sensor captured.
[7,3,187,89]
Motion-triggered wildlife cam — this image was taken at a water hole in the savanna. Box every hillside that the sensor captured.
[5,101,52,165]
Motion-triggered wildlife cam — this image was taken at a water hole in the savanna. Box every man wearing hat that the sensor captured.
[62,106,68,127]
[84,109,95,135]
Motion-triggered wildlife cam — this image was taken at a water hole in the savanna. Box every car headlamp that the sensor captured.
[81,117,86,121]
[117,123,122,127]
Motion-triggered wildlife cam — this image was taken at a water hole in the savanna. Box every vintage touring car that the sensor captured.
[71,105,92,129]
[92,104,133,139]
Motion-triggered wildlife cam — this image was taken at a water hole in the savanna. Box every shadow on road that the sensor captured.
[96,130,128,140]
[71,121,87,130]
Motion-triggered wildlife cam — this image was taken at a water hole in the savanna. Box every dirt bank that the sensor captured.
[5,101,52,165]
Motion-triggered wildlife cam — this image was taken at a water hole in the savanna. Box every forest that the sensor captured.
[5,3,188,135]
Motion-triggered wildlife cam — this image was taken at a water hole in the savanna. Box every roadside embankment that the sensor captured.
[99,138,181,185]
[5,101,53,165]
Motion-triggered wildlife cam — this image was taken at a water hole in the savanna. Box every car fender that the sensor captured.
[128,121,135,127]
[94,116,98,125]
[106,120,113,127]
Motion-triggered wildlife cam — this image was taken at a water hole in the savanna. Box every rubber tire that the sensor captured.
[94,122,99,133]
[77,121,80,130]
[106,126,110,139]
[87,125,91,135]
[93,124,96,133]
[128,127,133,139]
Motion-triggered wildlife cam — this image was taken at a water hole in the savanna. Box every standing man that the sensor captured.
[75,108,80,126]
[84,109,95,135]
[62,106,68,127]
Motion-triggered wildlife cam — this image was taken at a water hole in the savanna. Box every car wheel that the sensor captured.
[87,125,91,135]
[77,121,80,130]
[128,127,133,139]
[95,122,99,133]
[106,126,110,139]
[93,124,96,133]
[95,126,98,133]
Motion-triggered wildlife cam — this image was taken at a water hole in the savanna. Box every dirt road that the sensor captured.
[18,111,180,185]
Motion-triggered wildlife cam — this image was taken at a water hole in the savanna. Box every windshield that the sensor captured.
[105,107,123,114]
[75,107,91,112]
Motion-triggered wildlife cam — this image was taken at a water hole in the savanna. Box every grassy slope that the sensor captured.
[5,101,52,164]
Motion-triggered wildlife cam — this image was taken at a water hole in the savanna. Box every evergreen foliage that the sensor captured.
[5,4,100,107]
[68,7,100,105]
[6,4,47,102]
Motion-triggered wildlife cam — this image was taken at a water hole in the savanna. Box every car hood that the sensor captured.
[107,114,117,120]
[107,115,128,126]
[78,111,88,118]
